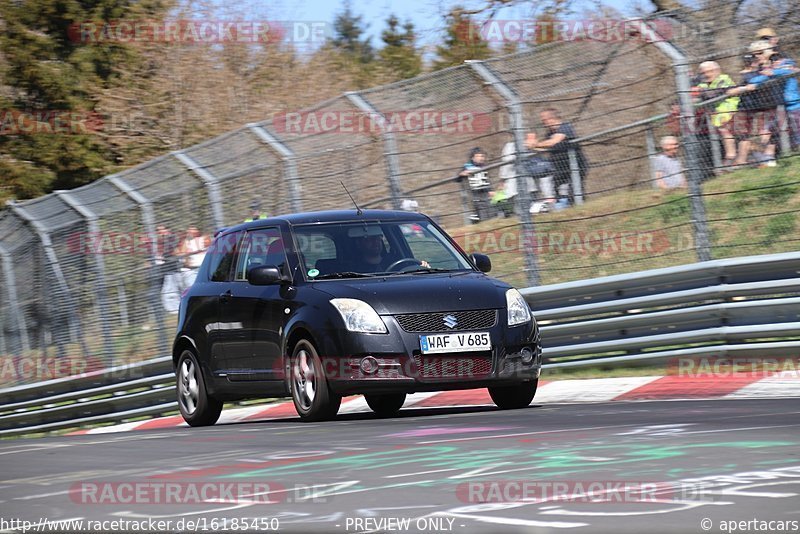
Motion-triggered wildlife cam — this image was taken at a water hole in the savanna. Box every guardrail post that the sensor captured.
[0,243,29,354]
[345,92,404,210]
[637,19,712,262]
[247,124,303,213]
[468,60,541,287]
[568,147,585,205]
[108,175,170,357]
[173,152,225,229]
[776,104,791,157]
[6,202,85,352]
[54,191,116,361]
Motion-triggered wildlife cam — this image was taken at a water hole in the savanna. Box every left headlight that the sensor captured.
[506,288,531,326]
[330,298,387,333]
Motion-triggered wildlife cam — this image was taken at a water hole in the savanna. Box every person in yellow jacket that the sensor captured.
[698,61,739,167]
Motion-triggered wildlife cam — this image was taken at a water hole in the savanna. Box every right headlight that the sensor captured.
[506,288,531,326]
[330,298,387,333]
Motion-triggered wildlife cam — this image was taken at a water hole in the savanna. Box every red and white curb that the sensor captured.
[68,372,800,436]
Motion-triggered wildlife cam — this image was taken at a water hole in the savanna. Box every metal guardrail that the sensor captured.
[0,251,798,437]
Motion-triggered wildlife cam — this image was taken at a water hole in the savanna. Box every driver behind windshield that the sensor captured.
[347,228,429,273]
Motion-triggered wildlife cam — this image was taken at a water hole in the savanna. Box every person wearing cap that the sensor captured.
[754,28,800,149]
[726,41,788,166]
[459,147,494,222]
[697,61,739,166]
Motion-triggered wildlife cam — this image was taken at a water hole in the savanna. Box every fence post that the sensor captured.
[646,125,659,187]
[705,113,722,171]
[173,152,225,229]
[637,20,712,262]
[108,175,170,357]
[248,124,303,212]
[567,147,584,205]
[0,242,29,354]
[6,202,85,349]
[345,92,404,210]
[776,104,791,157]
[468,60,541,287]
[54,191,115,362]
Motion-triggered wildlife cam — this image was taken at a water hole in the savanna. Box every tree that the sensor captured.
[330,1,374,64]
[378,15,422,80]
[433,7,491,70]
[0,0,174,203]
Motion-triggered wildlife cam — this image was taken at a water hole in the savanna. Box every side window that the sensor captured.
[208,231,242,282]
[401,223,462,269]
[234,227,286,281]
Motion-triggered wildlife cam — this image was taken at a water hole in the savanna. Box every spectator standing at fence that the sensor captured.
[755,28,800,149]
[459,147,494,223]
[727,42,787,167]
[526,108,588,206]
[697,61,739,167]
[162,226,210,313]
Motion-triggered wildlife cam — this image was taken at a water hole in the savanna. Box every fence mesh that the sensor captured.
[1,6,799,386]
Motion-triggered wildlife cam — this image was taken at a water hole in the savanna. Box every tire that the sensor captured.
[365,393,407,417]
[176,349,223,426]
[289,339,342,422]
[489,379,538,410]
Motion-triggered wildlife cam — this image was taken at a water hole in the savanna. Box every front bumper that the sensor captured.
[316,311,541,395]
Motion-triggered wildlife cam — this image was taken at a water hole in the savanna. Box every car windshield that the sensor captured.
[293,220,474,280]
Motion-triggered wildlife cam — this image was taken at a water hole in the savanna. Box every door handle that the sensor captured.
[220,290,232,304]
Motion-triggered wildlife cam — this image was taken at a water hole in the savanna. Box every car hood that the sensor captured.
[310,272,509,314]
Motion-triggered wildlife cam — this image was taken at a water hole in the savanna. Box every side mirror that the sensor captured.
[247,265,285,285]
[471,253,492,273]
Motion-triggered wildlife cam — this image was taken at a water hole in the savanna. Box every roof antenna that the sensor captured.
[341,181,363,215]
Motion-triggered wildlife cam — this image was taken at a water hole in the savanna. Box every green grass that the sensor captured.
[451,157,800,288]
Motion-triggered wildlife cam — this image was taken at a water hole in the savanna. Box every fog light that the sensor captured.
[360,356,379,375]
[520,347,534,364]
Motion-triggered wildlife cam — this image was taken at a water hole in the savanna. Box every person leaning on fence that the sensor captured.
[697,61,739,167]
[727,41,787,167]
[755,28,800,149]
[653,136,687,190]
[458,147,494,223]
[526,108,588,206]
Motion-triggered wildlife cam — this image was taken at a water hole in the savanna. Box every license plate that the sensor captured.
[419,331,491,354]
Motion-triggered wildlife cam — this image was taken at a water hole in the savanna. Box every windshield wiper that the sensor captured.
[313,271,379,280]
[396,268,454,275]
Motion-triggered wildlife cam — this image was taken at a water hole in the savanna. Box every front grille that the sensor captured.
[395,309,497,333]
[413,354,492,380]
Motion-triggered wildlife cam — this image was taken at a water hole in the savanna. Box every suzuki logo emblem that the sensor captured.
[443,314,458,329]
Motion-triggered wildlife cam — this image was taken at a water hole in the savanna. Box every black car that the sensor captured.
[173,209,541,424]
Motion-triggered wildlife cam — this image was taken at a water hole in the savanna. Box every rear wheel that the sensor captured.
[365,393,407,417]
[290,339,342,421]
[176,350,222,426]
[489,379,538,410]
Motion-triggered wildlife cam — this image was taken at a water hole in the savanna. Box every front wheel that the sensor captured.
[365,393,406,417]
[489,379,538,410]
[290,339,342,422]
[176,350,223,426]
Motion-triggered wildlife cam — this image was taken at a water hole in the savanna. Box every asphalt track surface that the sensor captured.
[1,398,799,534]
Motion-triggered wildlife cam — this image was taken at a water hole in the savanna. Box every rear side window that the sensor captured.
[234,227,286,281]
[207,231,242,282]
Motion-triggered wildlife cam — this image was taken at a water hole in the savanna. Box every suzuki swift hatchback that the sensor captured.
[173,210,541,424]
